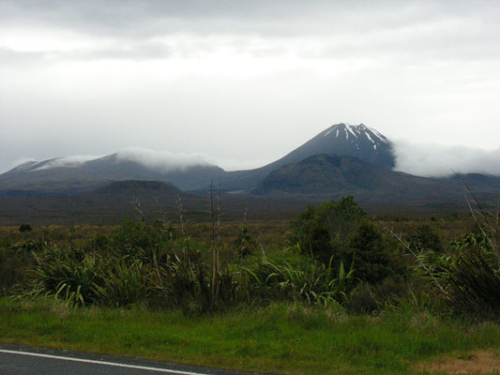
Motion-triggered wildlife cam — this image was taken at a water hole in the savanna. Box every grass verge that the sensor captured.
[1,298,500,374]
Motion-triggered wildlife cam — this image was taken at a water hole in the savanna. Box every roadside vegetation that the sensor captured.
[1,196,500,374]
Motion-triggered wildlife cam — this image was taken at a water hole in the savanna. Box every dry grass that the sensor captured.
[419,350,500,374]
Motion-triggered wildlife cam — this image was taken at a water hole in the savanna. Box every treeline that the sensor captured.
[1,197,499,315]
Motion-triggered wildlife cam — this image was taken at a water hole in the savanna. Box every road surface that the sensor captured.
[0,343,264,375]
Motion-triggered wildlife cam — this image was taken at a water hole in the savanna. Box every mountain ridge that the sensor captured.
[0,123,395,194]
[1,123,498,204]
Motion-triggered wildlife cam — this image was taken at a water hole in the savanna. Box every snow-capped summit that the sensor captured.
[321,123,389,146]
[280,123,395,169]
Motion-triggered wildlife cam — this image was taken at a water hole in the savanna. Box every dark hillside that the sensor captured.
[255,154,497,207]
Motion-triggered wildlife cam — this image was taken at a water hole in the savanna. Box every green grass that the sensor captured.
[1,299,500,374]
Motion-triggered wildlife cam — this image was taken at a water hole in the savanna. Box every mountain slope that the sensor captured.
[275,123,394,169]
[0,153,224,194]
[87,180,181,197]
[256,153,485,206]
[221,123,395,191]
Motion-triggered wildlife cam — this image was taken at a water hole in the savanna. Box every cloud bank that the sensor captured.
[393,140,500,177]
[9,149,273,174]
[9,142,500,178]
[115,148,215,171]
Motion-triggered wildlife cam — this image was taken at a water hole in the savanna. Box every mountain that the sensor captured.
[274,123,395,169]
[221,123,395,191]
[255,153,497,206]
[0,153,224,194]
[4,122,498,209]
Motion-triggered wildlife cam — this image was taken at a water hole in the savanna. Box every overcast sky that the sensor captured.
[1,0,499,175]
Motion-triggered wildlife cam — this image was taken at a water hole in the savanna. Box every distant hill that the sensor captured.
[0,180,309,225]
[0,180,211,225]
[221,123,395,191]
[255,154,499,207]
[0,153,224,194]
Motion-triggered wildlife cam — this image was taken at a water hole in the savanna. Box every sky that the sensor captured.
[1,0,499,176]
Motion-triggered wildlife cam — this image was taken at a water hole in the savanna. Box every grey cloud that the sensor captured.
[1,0,497,38]
[10,149,217,173]
[32,155,102,171]
[1,0,499,63]
[115,148,215,171]
[68,42,173,61]
[0,47,53,65]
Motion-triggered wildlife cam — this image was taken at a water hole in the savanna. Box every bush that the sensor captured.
[28,246,104,305]
[290,198,405,286]
[245,257,353,306]
[289,197,365,264]
[346,222,405,285]
[407,224,444,253]
[110,220,177,264]
[18,224,32,233]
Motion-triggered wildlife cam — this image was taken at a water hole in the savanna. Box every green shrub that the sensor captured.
[28,246,104,305]
[110,220,177,265]
[346,222,406,285]
[407,224,444,253]
[18,224,32,233]
[93,259,156,307]
[245,257,353,306]
[289,196,365,264]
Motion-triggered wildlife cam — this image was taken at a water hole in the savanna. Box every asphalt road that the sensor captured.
[0,344,264,375]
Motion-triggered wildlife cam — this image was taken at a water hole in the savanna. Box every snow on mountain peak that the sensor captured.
[322,123,388,144]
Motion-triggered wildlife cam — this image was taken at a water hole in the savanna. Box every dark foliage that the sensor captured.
[18,224,32,233]
[448,248,500,313]
[407,224,444,253]
[346,222,405,285]
[289,196,365,264]
[233,225,257,258]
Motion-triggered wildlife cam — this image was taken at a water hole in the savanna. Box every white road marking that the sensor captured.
[0,349,211,375]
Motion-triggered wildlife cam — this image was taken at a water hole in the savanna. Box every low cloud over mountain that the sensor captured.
[393,140,500,177]
[115,148,214,172]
